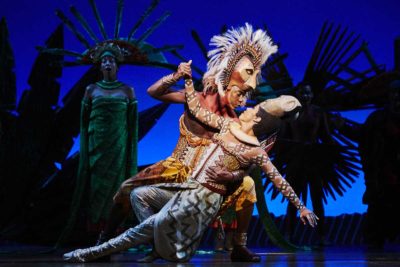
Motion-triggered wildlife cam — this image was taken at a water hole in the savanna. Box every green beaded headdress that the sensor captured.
[38,0,181,66]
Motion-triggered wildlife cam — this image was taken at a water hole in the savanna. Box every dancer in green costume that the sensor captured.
[58,43,138,245]
[40,0,174,247]
[80,45,138,223]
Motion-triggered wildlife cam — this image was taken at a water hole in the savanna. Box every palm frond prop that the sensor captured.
[264,22,386,206]
[0,23,64,231]
[302,22,385,110]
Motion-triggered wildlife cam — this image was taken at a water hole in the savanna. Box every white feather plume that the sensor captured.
[203,23,278,95]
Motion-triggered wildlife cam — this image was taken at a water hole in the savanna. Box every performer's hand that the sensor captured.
[206,166,234,184]
[300,208,319,228]
[174,60,192,80]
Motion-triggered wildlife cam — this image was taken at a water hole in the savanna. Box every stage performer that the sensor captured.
[59,43,138,244]
[99,23,275,262]
[63,77,318,263]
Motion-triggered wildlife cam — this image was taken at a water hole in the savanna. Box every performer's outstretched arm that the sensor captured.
[253,151,318,227]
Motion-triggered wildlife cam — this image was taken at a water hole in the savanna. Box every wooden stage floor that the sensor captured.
[0,245,399,266]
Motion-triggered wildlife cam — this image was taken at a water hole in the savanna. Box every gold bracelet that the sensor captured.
[161,73,178,86]
[185,79,193,86]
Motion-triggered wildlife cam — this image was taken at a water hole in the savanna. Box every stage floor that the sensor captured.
[1,245,399,266]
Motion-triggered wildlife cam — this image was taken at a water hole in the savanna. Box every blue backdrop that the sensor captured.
[1,0,399,216]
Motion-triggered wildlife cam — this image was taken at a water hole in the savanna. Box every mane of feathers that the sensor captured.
[203,23,278,95]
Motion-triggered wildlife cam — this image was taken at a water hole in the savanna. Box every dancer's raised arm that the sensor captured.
[147,61,193,103]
